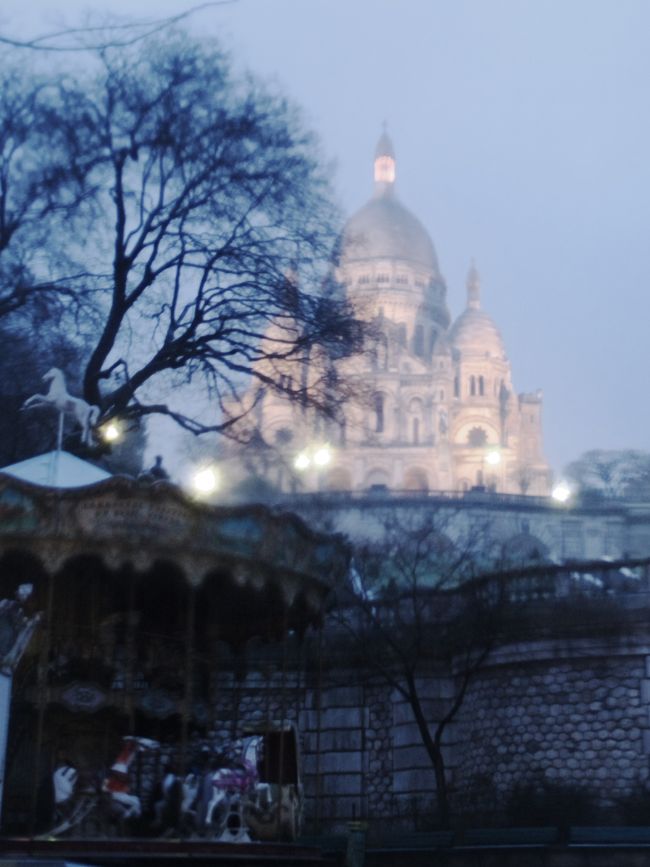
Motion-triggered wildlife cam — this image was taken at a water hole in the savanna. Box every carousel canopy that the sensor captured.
[0,472,348,642]
[0,450,111,489]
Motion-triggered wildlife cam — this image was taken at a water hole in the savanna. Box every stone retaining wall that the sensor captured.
[207,634,650,831]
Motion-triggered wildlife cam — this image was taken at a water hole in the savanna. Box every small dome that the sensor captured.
[450,263,507,359]
[341,195,440,273]
[450,307,506,359]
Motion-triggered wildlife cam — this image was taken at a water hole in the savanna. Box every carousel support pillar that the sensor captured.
[315,623,324,831]
[30,567,56,836]
[180,584,196,777]
[124,565,137,733]
[0,670,11,825]
[0,606,40,827]
[275,612,289,835]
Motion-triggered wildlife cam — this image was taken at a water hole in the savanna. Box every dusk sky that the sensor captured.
[2,0,649,476]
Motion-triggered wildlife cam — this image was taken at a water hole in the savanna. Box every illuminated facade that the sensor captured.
[234,133,551,496]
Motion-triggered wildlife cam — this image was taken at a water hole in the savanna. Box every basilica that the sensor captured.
[236,133,551,496]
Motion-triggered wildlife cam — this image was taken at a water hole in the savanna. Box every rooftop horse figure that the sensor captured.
[23,368,100,446]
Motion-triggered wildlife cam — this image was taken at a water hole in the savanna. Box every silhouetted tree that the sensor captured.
[331,510,506,828]
[0,32,363,442]
[565,449,650,500]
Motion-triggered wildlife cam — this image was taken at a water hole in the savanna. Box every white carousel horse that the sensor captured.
[23,367,100,445]
[180,736,267,841]
[206,736,265,843]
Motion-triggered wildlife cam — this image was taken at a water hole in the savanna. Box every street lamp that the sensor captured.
[101,420,122,443]
[313,446,332,468]
[293,444,332,489]
[192,466,219,497]
[552,481,572,504]
[478,448,501,490]
[293,452,311,471]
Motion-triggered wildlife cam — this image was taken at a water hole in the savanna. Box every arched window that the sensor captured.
[470,376,476,396]
[374,394,385,433]
[454,375,459,398]
[412,418,420,444]
[479,376,485,396]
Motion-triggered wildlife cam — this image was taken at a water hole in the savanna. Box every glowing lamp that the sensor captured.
[294,452,311,471]
[102,421,122,443]
[313,446,332,467]
[193,467,219,496]
[552,481,571,503]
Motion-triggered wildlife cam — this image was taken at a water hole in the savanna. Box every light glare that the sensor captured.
[552,481,571,503]
[193,467,218,495]
[313,446,331,467]
[102,421,121,443]
[294,452,310,471]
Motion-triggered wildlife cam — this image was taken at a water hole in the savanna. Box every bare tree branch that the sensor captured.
[0,3,239,52]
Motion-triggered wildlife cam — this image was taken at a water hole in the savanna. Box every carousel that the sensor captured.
[0,373,348,860]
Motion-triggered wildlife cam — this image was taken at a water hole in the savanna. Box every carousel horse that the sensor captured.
[179,737,266,841]
[23,367,100,445]
[102,736,159,822]
[204,736,265,842]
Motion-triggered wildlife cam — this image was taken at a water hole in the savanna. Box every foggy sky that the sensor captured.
[2,0,649,476]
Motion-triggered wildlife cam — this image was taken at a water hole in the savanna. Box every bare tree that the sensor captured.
[330,509,507,828]
[0,62,97,326]
[565,449,650,500]
[0,32,363,441]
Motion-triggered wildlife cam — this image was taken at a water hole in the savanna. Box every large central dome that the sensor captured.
[341,195,440,272]
[339,132,441,275]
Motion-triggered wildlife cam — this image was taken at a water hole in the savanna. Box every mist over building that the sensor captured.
[231,133,551,496]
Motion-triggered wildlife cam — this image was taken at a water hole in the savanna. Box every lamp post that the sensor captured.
[551,480,572,504]
[482,448,501,491]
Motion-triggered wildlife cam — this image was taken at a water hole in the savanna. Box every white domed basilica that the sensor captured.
[235,133,551,496]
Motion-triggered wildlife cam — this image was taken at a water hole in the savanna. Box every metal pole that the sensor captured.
[180,585,195,777]
[30,568,55,836]
[0,672,12,826]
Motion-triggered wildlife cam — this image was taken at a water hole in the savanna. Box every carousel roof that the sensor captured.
[0,450,111,488]
[0,472,349,639]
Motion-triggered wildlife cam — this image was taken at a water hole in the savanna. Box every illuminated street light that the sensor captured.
[101,420,122,443]
[552,481,572,503]
[313,446,332,467]
[294,452,311,471]
[485,449,501,467]
[192,466,219,496]
[294,444,332,472]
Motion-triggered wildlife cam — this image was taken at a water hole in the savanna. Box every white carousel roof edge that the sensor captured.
[0,450,112,489]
